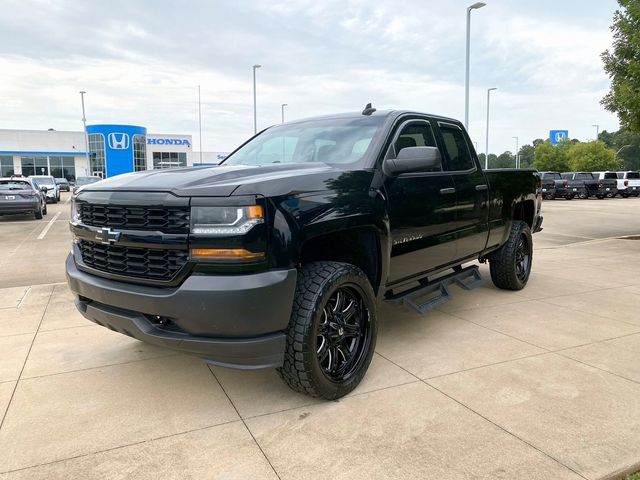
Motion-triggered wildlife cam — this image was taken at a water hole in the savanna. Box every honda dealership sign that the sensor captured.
[86,124,147,177]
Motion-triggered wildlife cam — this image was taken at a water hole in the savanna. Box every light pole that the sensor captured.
[252,64,262,134]
[281,103,288,124]
[592,124,600,140]
[485,87,497,169]
[198,85,203,165]
[79,91,89,175]
[465,2,486,130]
[512,136,519,168]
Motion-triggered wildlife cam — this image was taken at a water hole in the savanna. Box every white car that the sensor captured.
[616,171,640,198]
[30,175,60,203]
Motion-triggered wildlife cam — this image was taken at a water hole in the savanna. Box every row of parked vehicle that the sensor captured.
[539,171,640,200]
[0,175,102,220]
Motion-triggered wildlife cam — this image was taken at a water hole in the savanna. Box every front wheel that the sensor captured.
[278,262,377,400]
[489,221,533,291]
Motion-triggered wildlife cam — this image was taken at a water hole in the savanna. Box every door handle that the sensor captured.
[439,188,456,195]
[475,184,488,191]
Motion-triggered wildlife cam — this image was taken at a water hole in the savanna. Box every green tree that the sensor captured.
[567,141,620,171]
[493,151,515,168]
[532,138,545,147]
[601,0,640,132]
[599,128,640,170]
[533,140,570,171]
[517,144,535,168]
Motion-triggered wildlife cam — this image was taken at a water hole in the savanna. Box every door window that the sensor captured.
[393,122,441,172]
[440,124,474,171]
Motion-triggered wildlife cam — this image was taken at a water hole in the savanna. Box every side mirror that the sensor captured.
[40,186,48,193]
[383,146,442,176]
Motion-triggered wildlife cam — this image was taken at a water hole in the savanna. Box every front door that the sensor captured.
[384,119,458,285]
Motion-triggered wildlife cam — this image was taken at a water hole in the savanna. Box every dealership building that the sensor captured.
[0,125,229,180]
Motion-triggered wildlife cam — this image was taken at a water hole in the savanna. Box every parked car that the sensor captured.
[67,108,543,399]
[73,176,102,194]
[615,171,640,197]
[538,173,556,200]
[55,177,70,192]
[0,177,47,219]
[30,175,60,203]
[591,172,620,198]
[560,172,590,199]
[539,172,573,199]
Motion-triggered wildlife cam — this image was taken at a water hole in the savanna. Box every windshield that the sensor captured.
[76,177,101,186]
[0,180,32,191]
[542,173,561,179]
[575,173,593,180]
[31,176,54,186]
[55,178,68,183]
[603,172,617,179]
[223,116,385,168]
[627,172,640,179]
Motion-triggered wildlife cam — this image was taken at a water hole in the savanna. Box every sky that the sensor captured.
[0,0,621,155]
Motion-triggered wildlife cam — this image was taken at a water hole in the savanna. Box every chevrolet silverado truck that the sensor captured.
[66,108,543,399]
[539,172,573,199]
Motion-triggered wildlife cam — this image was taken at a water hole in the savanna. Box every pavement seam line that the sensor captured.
[374,350,589,479]
[0,289,53,431]
[424,380,590,480]
[552,351,640,387]
[206,365,283,480]
[17,351,181,382]
[444,309,553,352]
[0,419,244,475]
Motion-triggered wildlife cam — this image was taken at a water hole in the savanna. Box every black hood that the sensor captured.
[80,163,347,197]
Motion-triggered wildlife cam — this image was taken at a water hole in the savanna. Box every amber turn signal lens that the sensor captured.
[247,205,264,219]
[190,248,265,261]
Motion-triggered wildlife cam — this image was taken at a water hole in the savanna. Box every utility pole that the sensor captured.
[485,87,497,169]
[464,2,486,130]
[253,64,262,134]
[281,103,287,123]
[512,136,519,168]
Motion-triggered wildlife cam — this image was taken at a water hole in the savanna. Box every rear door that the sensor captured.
[384,118,457,284]
[437,122,490,260]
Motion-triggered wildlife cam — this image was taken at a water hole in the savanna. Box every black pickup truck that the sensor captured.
[561,172,617,199]
[539,172,573,199]
[66,108,543,399]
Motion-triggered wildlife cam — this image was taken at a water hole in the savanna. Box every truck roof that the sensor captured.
[283,110,461,126]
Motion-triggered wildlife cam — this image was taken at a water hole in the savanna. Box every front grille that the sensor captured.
[79,240,188,281]
[79,204,190,233]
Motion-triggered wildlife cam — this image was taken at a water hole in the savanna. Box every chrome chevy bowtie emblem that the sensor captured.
[95,227,121,245]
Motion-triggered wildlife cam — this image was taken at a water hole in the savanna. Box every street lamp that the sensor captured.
[465,1,486,130]
[512,136,519,168]
[281,103,288,124]
[79,91,89,175]
[592,124,600,140]
[198,85,203,165]
[252,64,262,134]
[485,87,497,169]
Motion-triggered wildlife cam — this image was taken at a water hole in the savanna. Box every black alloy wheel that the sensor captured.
[278,261,377,400]
[316,286,371,382]
[514,235,531,283]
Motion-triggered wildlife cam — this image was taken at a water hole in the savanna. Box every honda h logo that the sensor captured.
[107,132,130,150]
[95,227,121,245]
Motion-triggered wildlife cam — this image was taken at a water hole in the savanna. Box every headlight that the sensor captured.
[190,206,264,235]
[70,196,80,223]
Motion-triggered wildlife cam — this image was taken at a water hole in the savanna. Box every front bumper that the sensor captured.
[66,254,297,369]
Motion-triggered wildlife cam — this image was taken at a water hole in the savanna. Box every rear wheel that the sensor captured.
[34,204,43,219]
[489,221,533,291]
[278,261,377,400]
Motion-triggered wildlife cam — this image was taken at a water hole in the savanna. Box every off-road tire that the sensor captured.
[489,221,533,291]
[277,261,377,400]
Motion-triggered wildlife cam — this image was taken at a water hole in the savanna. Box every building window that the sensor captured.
[133,134,147,171]
[21,156,49,176]
[0,155,14,176]
[152,152,187,169]
[88,133,106,177]
[49,155,76,181]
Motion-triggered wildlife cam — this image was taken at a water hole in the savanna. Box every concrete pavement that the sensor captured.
[1,195,640,479]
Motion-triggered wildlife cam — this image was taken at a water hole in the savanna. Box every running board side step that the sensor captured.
[385,265,484,315]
